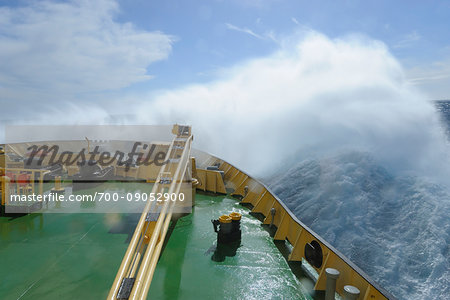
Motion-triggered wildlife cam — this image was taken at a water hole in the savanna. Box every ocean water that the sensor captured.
[267,101,450,299]
[436,100,450,138]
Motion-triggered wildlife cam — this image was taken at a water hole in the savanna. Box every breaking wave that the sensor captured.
[268,150,450,299]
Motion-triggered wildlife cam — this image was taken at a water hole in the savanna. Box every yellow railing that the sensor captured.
[108,127,192,300]
[194,151,394,300]
[1,168,49,206]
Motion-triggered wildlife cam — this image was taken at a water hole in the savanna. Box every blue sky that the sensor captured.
[0,0,449,125]
[112,0,450,95]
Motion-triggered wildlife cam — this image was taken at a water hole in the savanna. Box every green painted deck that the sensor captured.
[0,185,311,299]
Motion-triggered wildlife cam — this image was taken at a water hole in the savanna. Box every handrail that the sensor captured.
[131,136,192,299]
[1,168,50,206]
[108,128,192,300]
[107,138,176,299]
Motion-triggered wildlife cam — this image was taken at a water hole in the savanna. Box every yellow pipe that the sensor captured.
[130,136,192,299]
[138,172,186,299]
[129,242,145,278]
[107,186,155,299]
[107,162,170,298]
[108,138,177,299]
[139,202,175,299]
[129,190,172,298]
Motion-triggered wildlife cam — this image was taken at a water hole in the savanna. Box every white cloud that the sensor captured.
[0,0,174,98]
[291,17,300,25]
[406,59,450,99]
[394,30,421,48]
[225,22,265,40]
[225,22,280,43]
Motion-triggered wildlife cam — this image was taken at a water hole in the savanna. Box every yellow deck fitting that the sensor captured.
[218,215,232,223]
[229,212,242,221]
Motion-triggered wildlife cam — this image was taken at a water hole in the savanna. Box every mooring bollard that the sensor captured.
[325,268,340,300]
[343,285,360,300]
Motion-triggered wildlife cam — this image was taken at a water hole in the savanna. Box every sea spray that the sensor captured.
[268,151,449,299]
